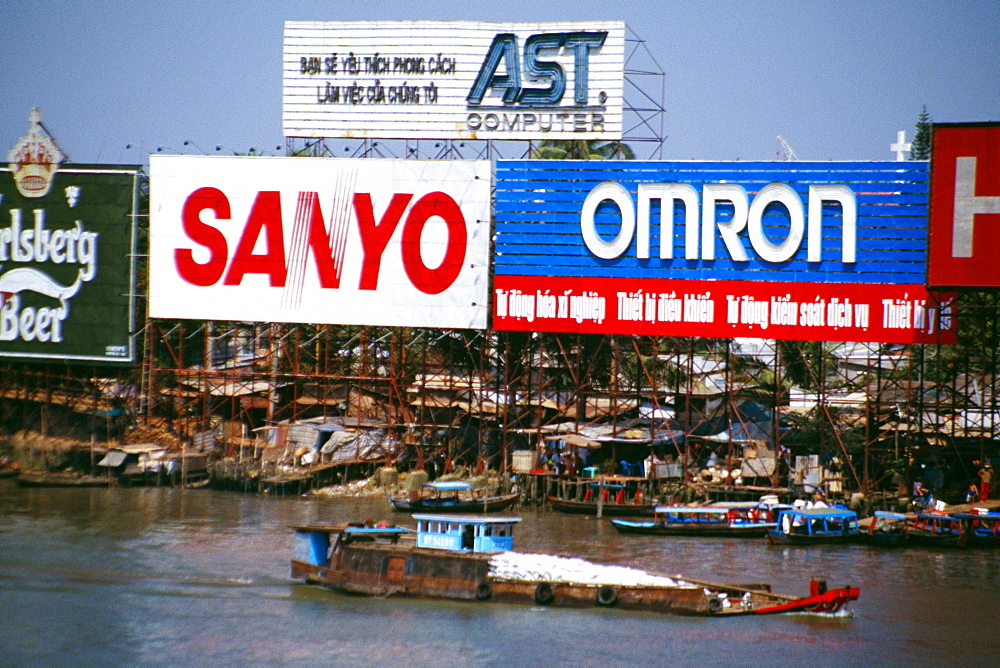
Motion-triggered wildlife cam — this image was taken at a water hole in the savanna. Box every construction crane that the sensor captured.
[776,135,798,161]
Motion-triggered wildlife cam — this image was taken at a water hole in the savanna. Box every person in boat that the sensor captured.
[790,499,808,532]
[966,483,980,504]
[891,470,908,496]
[979,462,993,501]
[912,483,934,512]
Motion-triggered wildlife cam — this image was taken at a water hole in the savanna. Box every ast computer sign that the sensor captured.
[283,21,624,141]
[149,156,490,329]
[927,123,1000,288]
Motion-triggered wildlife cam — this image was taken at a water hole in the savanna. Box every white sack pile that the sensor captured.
[488,551,695,588]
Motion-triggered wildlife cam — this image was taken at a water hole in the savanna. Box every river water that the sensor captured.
[1,481,997,666]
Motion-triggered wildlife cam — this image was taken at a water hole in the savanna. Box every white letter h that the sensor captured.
[952,157,1000,257]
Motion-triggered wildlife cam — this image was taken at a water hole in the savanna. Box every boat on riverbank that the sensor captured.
[15,470,110,487]
[611,502,785,537]
[952,511,1000,548]
[547,495,656,516]
[905,513,968,548]
[387,481,519,513]
[767,507,861,545]
[291,514,859,616]
[859,510,909,547]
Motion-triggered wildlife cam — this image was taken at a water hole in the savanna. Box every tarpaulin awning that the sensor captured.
[97,451,127,467]
[545,433,600,449]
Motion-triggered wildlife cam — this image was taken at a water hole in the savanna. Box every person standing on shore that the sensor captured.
[979,463,993,501]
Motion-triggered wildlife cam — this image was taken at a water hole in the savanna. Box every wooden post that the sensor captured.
[597,477,605,518]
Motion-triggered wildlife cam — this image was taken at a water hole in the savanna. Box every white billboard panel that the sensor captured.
[283,21,625,141]
[149,156,490,328]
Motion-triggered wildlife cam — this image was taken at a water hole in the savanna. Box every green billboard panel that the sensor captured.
[0,165,140,363]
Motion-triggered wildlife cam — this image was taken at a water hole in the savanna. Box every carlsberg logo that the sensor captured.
[0,208,98,343]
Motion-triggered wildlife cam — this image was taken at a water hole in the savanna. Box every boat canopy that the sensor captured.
[775,506,859,537]
[413,514,521,553]
[423,480,473,491]
[655,506,731,514]
[779,507,856,520]
[915,513,962,523]
[951,511,1000,521]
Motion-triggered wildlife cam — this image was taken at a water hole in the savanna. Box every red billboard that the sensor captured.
[927,123,1000,288]
[495,276,954,344]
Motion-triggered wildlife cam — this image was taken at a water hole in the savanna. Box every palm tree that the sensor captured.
[910,105,932,161]
[531,140,635,160]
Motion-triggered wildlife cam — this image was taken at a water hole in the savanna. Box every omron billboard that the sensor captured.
[493,160,955,344]
[1,112,139,363]
[149,156,490,329]
[283,21,625,141]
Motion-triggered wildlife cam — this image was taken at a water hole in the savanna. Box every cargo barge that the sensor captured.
[291,514,858,616]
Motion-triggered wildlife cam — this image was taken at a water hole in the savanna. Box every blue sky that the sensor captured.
[2,0,997,164]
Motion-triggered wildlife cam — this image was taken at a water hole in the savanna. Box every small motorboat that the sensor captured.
[859,510,909,548]
[951,510,1000,548]
[612,501,786,538]
[767,507,861,545]
[387,480,519,514]
[548,480,656,517]
[905,513,968,548]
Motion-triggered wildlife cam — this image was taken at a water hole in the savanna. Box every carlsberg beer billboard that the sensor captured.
[1,110,139,363]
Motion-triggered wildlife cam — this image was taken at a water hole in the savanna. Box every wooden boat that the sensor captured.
[548,495,656,517]
[952,511,1000,548]
[611,502,786,537]
[767,507,861,545]
[15,470,110,487]
[387,481,519,514]
[291,513,859,616]
[859,510,909,547]
[905,513,968,548]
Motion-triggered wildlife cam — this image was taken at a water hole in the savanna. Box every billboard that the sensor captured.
[493,160,956,343]
[149,156,490,329]
[283,21,624,141]
[1,112,139,363]
[927,123,1000,288]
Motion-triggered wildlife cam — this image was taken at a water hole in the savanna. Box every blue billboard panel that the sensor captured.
[495,160,929,284]
[493,160,955,344]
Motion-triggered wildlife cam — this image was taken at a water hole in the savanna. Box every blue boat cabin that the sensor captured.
[776,507,859,537]
[413,514,521,553]
[294,524,411,567]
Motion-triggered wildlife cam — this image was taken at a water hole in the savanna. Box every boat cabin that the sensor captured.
[653,503,787,526]
[775,507,860,537]
[423,480,473,495]
[654,506,750,525]
[413,514,521,553]
[293,523,411,567]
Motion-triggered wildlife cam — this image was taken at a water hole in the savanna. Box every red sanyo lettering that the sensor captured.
[354,193,412,290]
[400,192,467,295]
[174,188,467,295]
[223,191,286,286]
[176,187,229,286]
